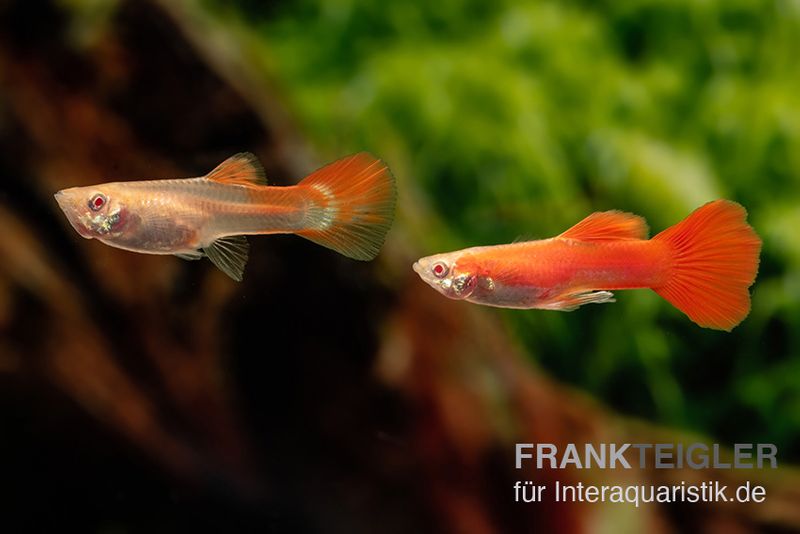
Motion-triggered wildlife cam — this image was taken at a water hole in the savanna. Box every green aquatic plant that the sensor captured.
[207,0,800,457]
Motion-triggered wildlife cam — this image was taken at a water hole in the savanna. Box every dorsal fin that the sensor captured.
[559,210,648,241]
[206,152,267,186]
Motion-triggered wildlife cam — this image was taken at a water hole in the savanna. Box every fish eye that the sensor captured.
[432,261,449,278]
[89,193,106,211]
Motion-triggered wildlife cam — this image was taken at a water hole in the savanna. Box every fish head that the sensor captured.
[413,251,484,301]
[54,183,133,240]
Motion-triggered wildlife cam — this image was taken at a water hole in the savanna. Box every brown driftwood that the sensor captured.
[0,1,797,532]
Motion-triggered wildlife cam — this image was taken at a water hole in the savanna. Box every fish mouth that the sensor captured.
[413,255,466,300]
[54,190,70,213]
[54,190,93,239]
[412,258,445,291]
[412,259,433,284]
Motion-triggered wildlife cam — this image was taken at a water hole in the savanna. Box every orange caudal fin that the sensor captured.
[297,153,396,260]
[652,200,761,331]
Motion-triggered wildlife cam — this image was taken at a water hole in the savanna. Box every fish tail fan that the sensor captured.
[296,153,396,260]
[651,200,761,331]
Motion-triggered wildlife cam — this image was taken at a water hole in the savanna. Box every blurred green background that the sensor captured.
[2,0,799,531]
[205,0,800,458]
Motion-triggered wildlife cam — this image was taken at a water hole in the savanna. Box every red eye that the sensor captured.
[89,194,106,211]
[432,262,448,278]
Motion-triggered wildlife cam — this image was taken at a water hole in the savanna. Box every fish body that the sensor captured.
[433,238,671,309]
[414,201,761,330]
[55,152,396,280]
[60,178,311,253]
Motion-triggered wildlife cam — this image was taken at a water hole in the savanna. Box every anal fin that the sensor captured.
[175,250,204,261]
[541,290,615,311]
[204,236,249,281]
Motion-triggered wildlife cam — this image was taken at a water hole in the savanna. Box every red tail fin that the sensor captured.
[297,153,396,261]
[652,200,761,331]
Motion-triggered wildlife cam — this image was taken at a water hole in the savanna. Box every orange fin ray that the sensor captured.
[296,153,396,261]
[559,211,649,241]
[206,152,267,186]
[652,200,761,331]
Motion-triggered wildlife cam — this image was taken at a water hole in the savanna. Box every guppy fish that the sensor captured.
[414,200,761,331]
[55,152,396,280]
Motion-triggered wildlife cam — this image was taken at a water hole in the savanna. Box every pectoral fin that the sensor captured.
[540,290,615,311]
[204,236,249,281]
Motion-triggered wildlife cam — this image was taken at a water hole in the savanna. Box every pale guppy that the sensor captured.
[55,153,396,280]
